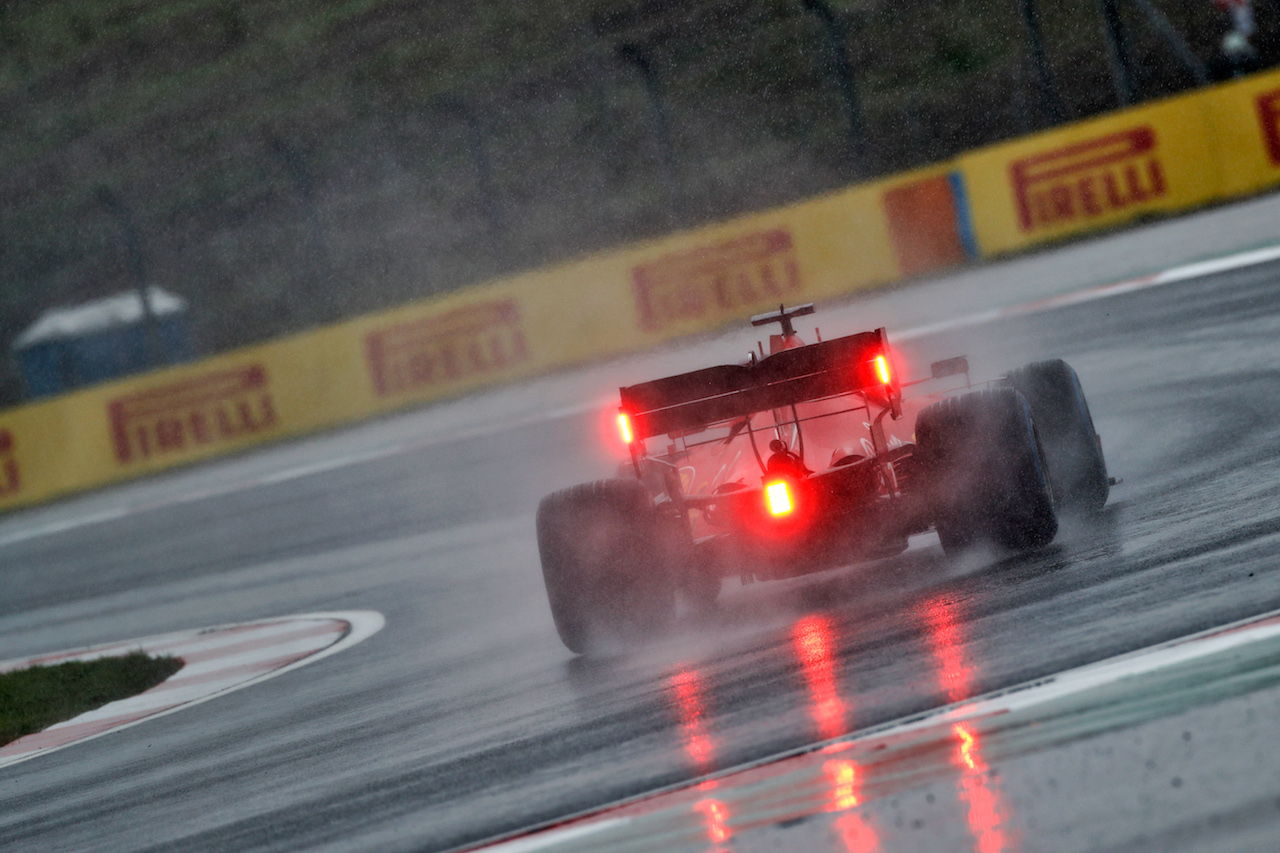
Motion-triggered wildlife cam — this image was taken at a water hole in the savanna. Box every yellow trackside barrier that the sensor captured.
[0,291,555,511]
[957,94,1220,256]
[957,66,1280,257]
[542,183,904,348]
[4,70,1280,514]
[323,286,541,423]
[0,344,325,511]
[340,182,913,414]
[1201,71,1280,198]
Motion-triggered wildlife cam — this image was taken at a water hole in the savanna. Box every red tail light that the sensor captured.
[873,354,891,385]
[765,480,794,516]
[618,411,634,444]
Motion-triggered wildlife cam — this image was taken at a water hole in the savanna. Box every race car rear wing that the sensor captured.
[620,329,899,441]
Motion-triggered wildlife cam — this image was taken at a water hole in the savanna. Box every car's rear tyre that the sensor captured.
[1005,359,1109,513]
[916,388,1058,553]
[536,479,676,654]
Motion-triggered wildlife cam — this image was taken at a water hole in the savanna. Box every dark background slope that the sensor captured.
[2,0,1276,403]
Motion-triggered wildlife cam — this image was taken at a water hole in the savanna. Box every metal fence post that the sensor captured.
[617,42,682,227]
[266,135,332,289]
[1099,0,1138,105]
[1127,0,1209,86]
[799,0,868,171]
[438,97,506,252]
[95,186,163,367]
[1016,0,1065,123]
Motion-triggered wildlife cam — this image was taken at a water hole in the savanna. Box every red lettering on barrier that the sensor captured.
[0,429,19,496]
[1258,90,1280,166]
[365,300,529,398]
[632,230,801,332]
[1011,127,1167,232]
[108,366,278,465]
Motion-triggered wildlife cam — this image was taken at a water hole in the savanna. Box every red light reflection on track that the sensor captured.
[824,757,861,811]
[821,753,880,850]
[792,615,847,741]
[793,617,881,851]
[954,723,1009,853]
[668,669,733,850]
[670,668,716,772]
[922,599,1019,853]
[694,790,731,846]
[835,812,881,853]
[922,599,975,705]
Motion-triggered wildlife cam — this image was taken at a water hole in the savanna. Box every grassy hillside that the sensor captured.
[0,0,1272,403]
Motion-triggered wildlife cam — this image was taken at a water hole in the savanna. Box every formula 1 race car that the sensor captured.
[536,304,1109,654]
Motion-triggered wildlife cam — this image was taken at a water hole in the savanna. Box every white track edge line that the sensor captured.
[459,602,1280,852]
[479,819,633,853]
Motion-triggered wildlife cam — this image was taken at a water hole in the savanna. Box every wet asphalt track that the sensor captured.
[4,199,1280,852]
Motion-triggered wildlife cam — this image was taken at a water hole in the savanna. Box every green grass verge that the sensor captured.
[0,651,183,747]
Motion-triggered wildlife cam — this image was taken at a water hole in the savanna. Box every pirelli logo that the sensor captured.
[365,300,529,398]
[108,365,279,465]
[632,230,801,332]
[0,429,19,496]
[1011,127,1167,232]
[1258,89,1280,166]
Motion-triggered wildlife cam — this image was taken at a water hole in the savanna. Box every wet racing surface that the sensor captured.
[3,205,1280,851]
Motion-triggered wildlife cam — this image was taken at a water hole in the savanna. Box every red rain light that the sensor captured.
[617,411,634,444]
[765,480,794,516]
[873,354,891,385]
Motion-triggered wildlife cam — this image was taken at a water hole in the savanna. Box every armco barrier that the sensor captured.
[2,71,1279,514]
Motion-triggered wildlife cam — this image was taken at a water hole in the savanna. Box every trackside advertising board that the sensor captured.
[2,71,1280,512]
[1202,71,1280,198]
[958,97,1218,255]
[0,292,548,511]
[957,68,1280,256]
